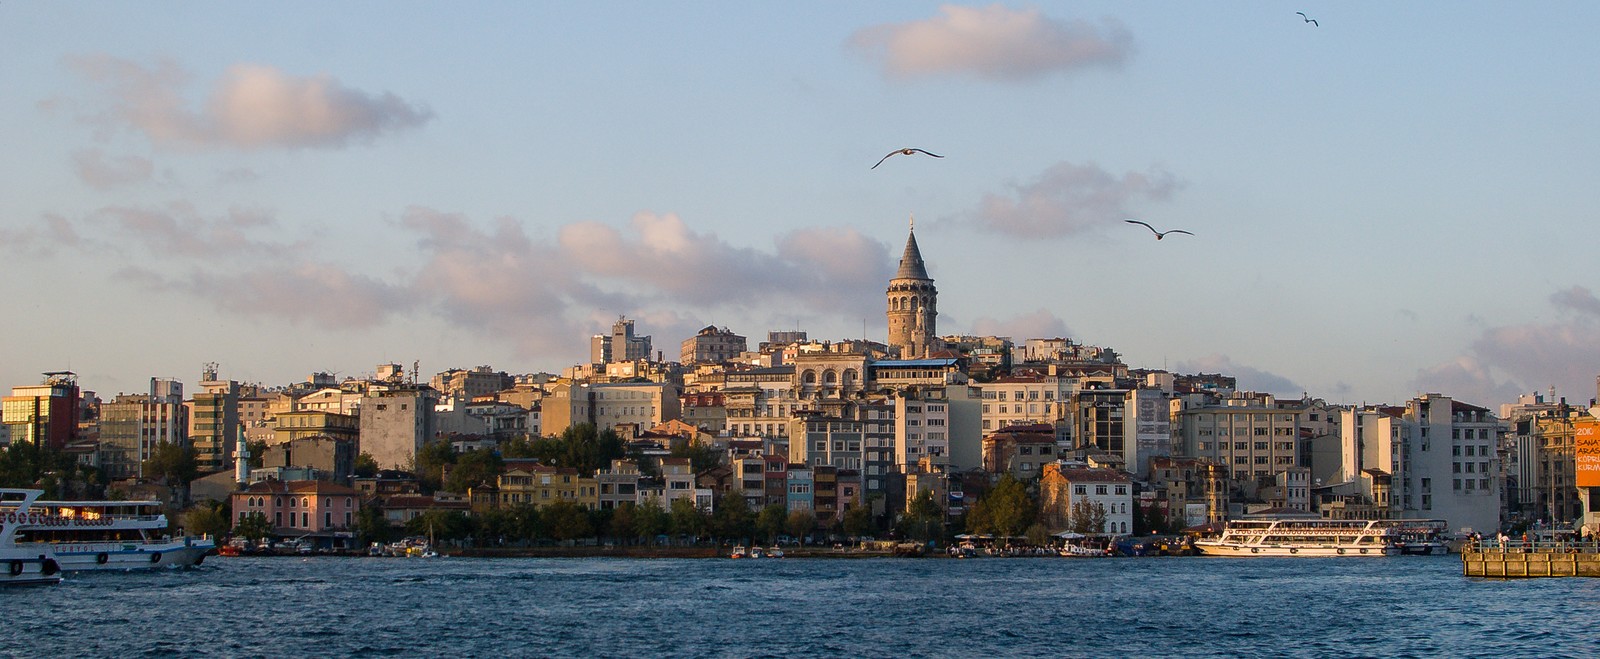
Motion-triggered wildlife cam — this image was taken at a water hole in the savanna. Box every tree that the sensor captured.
[1025,522,1051,547]
[184,501,231,539]
[247,440,269,469]
[785,510,816,542]
[1069,500,1109,535]
[669,497,705,540]
[444,448,503,493]
[711,491,754,541]
[354,504,393,545]
[902,489,944,541]
[543,500,593,542]
[234,511,272,542]
[143,441,198,486]
[353,452,379,478]
[404,509,472,542]
[671,442,723,475]
[633,500,669,543]
[609,502,638,543]
[984,475,1034,538]
[756,504,787,543]
[527,424,629,476]
[842,504,875,539]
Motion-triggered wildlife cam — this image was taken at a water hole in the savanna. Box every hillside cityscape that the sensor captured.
[3,227,1595,548]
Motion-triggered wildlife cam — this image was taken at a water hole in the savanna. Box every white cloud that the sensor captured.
[65,55,432,149]
[974,161,1181,238]
[968,308,1072,340]
[1413,288,1600,407]
[1176,354,1303,396]
[849,4,1132,81]
[72,149,153,189]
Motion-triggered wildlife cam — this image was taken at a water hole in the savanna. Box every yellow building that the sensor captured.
[495,465,598,510]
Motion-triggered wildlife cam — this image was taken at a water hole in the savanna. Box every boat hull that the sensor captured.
[42,538,216,571]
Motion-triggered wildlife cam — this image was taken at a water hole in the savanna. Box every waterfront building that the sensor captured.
[1177,392,1308,495]
[258,435,356,483]
[493,465,598,510]
[786,464,814,514]
[885,226,938,359]
[721,366,796,438]
[231,479,362,548]
[787,414,864,472]
[1037,463,1134,535]
[1335,394,1502,534]
[978,371,1076,436]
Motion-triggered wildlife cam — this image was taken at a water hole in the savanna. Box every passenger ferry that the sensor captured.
[1194,519,1400,557]
[7,497,215,571]
[1382,519,1452,555]
[0,489,62,585]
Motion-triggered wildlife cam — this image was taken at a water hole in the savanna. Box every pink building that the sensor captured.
[232,480,363,548]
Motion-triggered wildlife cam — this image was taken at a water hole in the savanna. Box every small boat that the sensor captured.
[0,490,62,586]
[766,546,784,558]
[730,545,748,559]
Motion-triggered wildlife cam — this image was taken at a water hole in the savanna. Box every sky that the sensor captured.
[2,2,1599,408]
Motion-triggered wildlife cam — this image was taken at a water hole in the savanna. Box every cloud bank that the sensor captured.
[968,308,1072,340]
[1413,287,1600,406]
[974,161,1182,238]
[5,205,894,360]
[849,5,1132,81]
[64,55,432,149]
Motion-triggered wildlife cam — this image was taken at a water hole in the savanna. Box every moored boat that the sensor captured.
[9,497,214,570]
[0,490,62,586]
[1195,518,1399,557]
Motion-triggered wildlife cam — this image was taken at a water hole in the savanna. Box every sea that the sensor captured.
[6,555,1600,658]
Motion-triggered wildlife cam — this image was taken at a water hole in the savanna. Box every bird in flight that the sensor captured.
[1296,11,1319,26]
[1124,219,1194,240]
[872,148,944,169]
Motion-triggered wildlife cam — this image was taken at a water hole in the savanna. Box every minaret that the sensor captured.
[234,427,251,485]
[886,216,937,358]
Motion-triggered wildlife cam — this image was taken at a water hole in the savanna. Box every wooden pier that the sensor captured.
[1462,541,1600,578]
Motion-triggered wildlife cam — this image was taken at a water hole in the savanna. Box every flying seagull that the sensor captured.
[1124,219,1194,240]
[872,147,944,169]
[1296,11,1319,26]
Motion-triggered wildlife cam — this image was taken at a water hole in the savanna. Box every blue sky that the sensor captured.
[3,2,1598,407]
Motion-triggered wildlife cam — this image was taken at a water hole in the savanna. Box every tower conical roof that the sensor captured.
[894,229,930,281]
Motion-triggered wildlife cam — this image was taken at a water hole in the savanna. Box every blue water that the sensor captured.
[5,556,1599,657]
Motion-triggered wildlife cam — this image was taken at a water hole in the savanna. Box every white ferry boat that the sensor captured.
[1194,519,1400,557]
[7,497,215,571]
[0,489,62,586]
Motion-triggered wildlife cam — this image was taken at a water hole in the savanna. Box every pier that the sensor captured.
[1462,539,1600,578]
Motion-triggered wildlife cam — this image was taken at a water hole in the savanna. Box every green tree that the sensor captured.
[143,441,198,486]
[842,504,874,539]
[414,440,457,491]
[1069,500,1109,535]
[669,497,705,540]
[234,511,272,542]
[543,500,593,542]
[756,504,787,543]
[404,509,472,542]
[1025,522,1051,547]
[609,502,638,543]
[499,434,539,459]
[505,503,544,543]
[354,504,393,545]
[444,448,504,493]
[247,440,269,469]
[353,452,379,478]
[711,491,754,541]
[984,475,1034,538]
[785,510,816,542]
[184,501,232,539]
[902,489,944,541]
[527,424,629,476]
[670,442,723,475]
[633,500,669,543]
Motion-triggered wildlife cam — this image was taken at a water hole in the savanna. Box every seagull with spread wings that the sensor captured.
[1296,11,1319,26]
[872,147,944,169]
[1125,219,1194,240]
